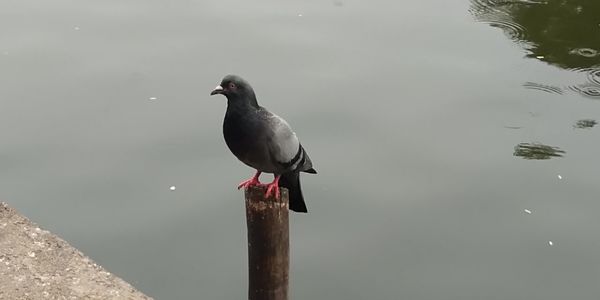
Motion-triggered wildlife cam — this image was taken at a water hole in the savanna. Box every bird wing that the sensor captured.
[263,110,314,173]
[265,112,299,162]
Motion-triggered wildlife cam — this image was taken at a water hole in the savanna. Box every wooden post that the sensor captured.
[244,186,289,300]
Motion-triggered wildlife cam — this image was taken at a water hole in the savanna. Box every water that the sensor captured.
[1,0,600,299]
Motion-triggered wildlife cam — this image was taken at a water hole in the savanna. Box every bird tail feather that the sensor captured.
[280,172,308,213]
[304,168,317,174]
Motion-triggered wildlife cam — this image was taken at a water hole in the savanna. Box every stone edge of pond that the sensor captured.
[0,202,153,300]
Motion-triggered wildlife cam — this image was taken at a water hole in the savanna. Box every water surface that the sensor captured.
[1,0,600,299]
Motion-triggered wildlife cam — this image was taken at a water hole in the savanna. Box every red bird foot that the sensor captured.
[264,175,281,199]
[238,171,263,190]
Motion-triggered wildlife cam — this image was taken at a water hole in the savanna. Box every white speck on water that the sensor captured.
[557,174,562,179]
[149,97,157,100]
[28,252,36,258]
[170,186,176,191]
[548,241,553,246]
[524,209,532,214]
[298,13,303,17]
[536,55,544,59]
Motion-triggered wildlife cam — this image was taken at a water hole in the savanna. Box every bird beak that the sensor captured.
[210,85,224,95]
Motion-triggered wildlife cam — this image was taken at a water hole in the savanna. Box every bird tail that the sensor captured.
[279,172,308,213]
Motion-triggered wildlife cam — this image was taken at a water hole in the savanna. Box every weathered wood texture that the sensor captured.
[245,186,289,300]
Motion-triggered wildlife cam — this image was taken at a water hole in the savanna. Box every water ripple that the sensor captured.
[569,48,600,58]
[481,20,528,42]
[470,0,545,43]
[586,69,600,85]
[568,84,600,99]
[470,0,545,14]
[522,82,563,94]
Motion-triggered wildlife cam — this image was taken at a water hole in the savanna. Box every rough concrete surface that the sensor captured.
[0,202,152,300]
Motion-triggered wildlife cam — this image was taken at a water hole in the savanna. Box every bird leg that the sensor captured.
[264,175,281,199]
[238,171,263,190]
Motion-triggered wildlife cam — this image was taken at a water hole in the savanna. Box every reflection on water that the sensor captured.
[471,0,600,99]
[513,143,566,160]
[471,0,600,69]
[469,0,530,44]
[574,119,598,129]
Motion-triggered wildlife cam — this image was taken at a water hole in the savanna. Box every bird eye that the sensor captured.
[229,83,236,89]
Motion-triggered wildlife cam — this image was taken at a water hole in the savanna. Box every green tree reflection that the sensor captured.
[471,0,600,69]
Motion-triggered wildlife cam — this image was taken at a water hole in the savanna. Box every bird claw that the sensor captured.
[237,177,262,190]
[264,183,280,200]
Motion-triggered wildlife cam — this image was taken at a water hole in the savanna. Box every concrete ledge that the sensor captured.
[0,202,152,300]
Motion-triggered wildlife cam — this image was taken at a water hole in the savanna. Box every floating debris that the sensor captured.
[557,174,562,179]
[298,13,303,17]
[573,119,597,129]
[169,186,176,191]
[536,55,544,59]
[513,143,566,160]
[524,209,532,214]
[149,97,158,101]
[548,241,553,246]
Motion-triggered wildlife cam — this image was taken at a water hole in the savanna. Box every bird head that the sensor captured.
[210,75,253,97]
[211,75,259,108]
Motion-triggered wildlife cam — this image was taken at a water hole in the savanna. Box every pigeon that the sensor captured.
[210,75,316,213]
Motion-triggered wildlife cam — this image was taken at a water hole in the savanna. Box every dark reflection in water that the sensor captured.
[513,143,566,160]
[471,0,600,98]
[574,119,598,129]
[471,0,600,68]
